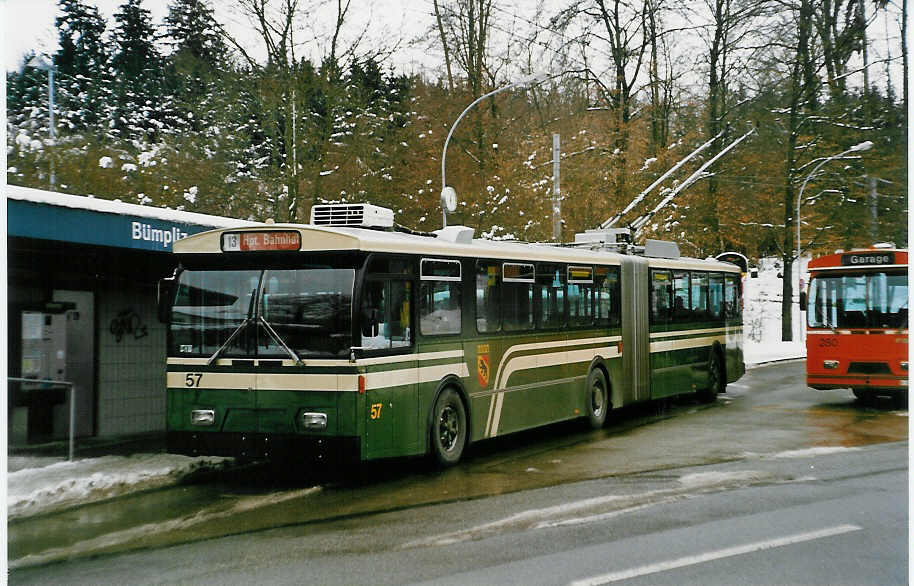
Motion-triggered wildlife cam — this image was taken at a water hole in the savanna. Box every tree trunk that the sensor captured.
[432,0,454,92]
[781,0,815,342]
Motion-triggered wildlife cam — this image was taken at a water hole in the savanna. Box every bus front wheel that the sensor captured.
[586,369,609,429]
[431,388,467,467]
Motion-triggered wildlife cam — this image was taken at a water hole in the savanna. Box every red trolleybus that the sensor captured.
[805,247,908,403]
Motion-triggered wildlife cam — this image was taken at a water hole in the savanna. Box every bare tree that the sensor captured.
[813,0,864,102]
[779,0,818,341]
[553,0,649,203]
[687,0,770,250]
[433,0,456,91]
[219,0,372,220]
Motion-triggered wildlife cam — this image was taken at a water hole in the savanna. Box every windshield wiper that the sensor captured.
[258,317,303,365]
[206,317,303,365]
[207,317,254,366]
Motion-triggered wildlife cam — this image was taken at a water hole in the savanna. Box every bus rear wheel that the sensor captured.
[586,369,609,428]
[698,350,724,403]
[431,388,467,467]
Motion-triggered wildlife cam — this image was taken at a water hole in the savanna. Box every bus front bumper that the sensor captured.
[807,374,908,392]
[167,431,361,465]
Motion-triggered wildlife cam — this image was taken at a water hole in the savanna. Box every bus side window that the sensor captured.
[503,263,535,331]
[568,265,594,327]
[476,261,501,333]
[651,270,672,325]
[361,279,413,350]
[419,258,462,336]
[595,266,620,328]
[709,274,724,322]
[536,263,566,329]
[361,280,388,348]
[672,270,690,323]
[691,272,709,321]
[724,275,741,321]
[390,281,412,347]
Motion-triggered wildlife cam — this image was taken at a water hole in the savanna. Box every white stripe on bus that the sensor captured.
[166,348,465,368]
[649,335,728,353]
[486,343,620,438]
[492,336,621,390]
[167,362,469,393]
[485,394,497,437]
[649,326,738,339]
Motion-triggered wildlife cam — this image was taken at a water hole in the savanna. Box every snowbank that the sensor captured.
[8,454,233,519]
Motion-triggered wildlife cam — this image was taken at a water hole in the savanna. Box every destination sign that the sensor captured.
[221,231,301,252]
[841,252,895,266]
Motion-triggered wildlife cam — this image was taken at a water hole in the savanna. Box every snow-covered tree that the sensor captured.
[54,0,108,130]
[109,0,167,140]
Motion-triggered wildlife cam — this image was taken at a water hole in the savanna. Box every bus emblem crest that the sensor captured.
[477,353,490,387]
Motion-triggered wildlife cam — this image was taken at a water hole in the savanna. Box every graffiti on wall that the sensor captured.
[109,308,149,342]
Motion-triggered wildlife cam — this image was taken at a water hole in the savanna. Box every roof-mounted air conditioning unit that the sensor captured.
[310,203,395,228]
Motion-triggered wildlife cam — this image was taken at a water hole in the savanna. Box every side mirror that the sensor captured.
[157,277,175,323]
[749,269,758,278]
[799,291,807,311]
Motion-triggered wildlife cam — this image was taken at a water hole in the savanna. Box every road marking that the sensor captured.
[728,383,751,389]
[568,524,862,586]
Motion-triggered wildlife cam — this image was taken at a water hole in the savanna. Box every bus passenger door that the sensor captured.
[362,278,418,459]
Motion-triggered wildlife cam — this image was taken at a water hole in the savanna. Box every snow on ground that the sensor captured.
[6,259,807,519]
[7,454,234,520]
[743,256,808,365]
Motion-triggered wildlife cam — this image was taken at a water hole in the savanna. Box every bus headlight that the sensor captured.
[823,360,839,369]
[301,412,328,430]
[191,409,215,426]
[901,361,908,372]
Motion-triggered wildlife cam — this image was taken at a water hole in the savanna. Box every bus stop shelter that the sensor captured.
[7,185,255,443]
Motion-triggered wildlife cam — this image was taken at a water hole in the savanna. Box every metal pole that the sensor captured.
[795,142,872,261]
[552,134,561,240]
[69,385,76,461]
[868,175,878,242]
[441,84,517,228]
[440,73,548,229]
[48,66,56,188]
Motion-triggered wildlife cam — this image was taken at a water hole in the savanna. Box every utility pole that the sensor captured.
[868,175,878,242]
[552,133,561,240]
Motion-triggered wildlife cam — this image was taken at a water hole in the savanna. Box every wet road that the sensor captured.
[8,360,908,570]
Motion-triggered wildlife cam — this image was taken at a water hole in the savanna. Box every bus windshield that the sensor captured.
[170,267,355,358]
[807,271,908,329]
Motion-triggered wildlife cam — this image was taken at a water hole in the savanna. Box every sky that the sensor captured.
[3,0,904,96]
[3,0,439,73]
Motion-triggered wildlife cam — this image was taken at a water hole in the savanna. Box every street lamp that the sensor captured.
[440,72,550,228]
[28,54,57,189]
[796,141,873,261]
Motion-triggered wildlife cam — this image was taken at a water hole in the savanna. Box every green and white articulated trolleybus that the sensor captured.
[158,203,745,467]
